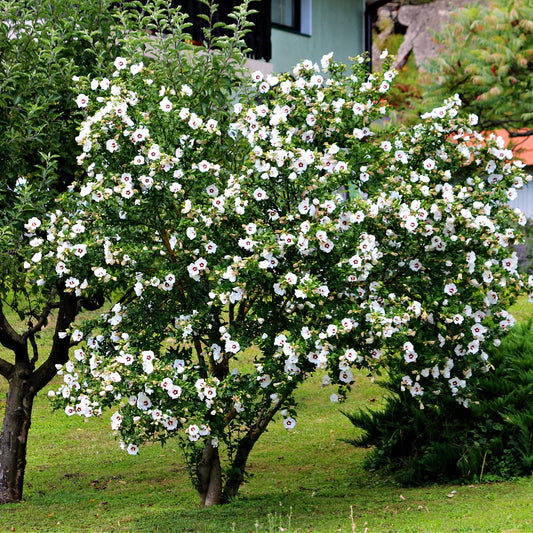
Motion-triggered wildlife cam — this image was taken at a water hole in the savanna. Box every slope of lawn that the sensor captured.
[0,297,531,532]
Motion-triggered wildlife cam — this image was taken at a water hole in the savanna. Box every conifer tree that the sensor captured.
[424,0,533,139]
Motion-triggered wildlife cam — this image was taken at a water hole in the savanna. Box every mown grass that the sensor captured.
[0,298,532,532]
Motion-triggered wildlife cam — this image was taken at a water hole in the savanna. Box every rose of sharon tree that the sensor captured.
[31,48,531,505]
[0,0,255,504]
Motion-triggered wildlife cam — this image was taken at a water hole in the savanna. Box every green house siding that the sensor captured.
[271,0,364,73]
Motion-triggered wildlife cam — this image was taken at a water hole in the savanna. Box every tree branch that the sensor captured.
[509,129,533,138]
[194,336,207,372]
[221,388,292,503]
[0,358,15,380]
[29,289,79,393]
[22,297,57,342]
[481,118,533,138]
[29,333,39,369]
[0,300,23,352]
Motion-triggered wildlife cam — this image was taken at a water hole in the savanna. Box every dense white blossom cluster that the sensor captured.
[22,52,530,456]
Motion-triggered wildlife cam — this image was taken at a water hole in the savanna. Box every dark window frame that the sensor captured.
[272,0,302,33]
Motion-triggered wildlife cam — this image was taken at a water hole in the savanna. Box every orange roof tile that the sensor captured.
[493,129,533,166]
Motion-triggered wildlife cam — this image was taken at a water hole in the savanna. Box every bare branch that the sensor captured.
[29,333,39,368]
[30,289,79,393]
[22,298,57,341]
[481,118,533,138]
[509,129,533,138]
[0,300,23,352]
[0,358,15,380]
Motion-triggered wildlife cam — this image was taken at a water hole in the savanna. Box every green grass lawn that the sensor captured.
[0,298,531,532]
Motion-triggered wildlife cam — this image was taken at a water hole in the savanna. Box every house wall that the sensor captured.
[509,167,533,219]
[270,0,365,74]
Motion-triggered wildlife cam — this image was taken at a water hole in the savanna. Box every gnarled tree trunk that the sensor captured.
[0,290,80,504]
[0,371,35,504]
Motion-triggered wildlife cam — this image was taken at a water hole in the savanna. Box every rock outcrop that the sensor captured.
[373,0,471,71]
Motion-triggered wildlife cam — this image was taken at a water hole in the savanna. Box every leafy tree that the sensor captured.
[0,0,253,504]
[0,0,125,504]
[34,39,532,507]
[423,0,533,139]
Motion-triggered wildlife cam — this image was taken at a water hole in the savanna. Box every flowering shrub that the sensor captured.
[24,46,532,504]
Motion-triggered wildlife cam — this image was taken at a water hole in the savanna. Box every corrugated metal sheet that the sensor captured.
[510,171,533,218]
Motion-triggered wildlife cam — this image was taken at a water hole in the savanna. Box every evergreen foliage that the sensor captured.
[345,320,533,484]
[424,0,533,138]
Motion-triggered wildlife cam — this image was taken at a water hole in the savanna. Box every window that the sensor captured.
[272,0,311,35]
[272,0,298,30]
[272,0,300,31]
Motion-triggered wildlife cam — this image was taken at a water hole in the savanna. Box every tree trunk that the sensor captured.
[221,401,287,503]
[0,290,80,504]
[196,440,222,507]
[221,430,258,503]
[0,372,35,504]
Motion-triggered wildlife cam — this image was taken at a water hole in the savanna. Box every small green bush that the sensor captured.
[345,320,533,484]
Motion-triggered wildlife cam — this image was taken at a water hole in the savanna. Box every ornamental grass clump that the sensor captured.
[21,20,532,505]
